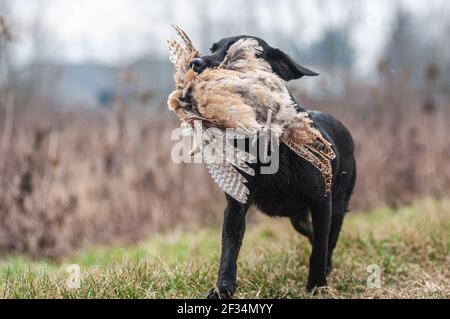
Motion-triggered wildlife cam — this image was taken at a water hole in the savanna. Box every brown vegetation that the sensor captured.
[299,80,450,210]
[0,105,228,259]
[0,80,449,259]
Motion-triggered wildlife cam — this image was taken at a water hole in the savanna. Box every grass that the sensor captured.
[0,199,449,299]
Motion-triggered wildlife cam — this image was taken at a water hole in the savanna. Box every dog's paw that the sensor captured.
[206,282,235,299]
[306,278,328,293]
[326,262,333,276]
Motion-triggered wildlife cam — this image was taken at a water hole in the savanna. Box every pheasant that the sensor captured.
[167,26,336,204]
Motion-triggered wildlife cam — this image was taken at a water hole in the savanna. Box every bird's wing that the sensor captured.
[205,162,250,204]
[193,121,254,204]
[199,123,256,176]
[222,140,256,176]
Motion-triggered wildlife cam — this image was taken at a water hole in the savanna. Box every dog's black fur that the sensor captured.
[191,36,357,298]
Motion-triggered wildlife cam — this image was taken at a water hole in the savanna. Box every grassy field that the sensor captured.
[0,200,449,299]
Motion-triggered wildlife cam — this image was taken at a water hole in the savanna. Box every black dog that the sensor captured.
[190,36,356,298]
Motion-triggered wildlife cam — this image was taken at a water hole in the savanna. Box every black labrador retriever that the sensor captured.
[190,36,357,298]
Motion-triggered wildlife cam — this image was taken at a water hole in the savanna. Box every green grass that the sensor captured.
[0,199,449,299]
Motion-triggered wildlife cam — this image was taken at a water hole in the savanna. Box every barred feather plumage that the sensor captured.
[205,163,250,204]
[192,120,254,203]
[167,39,185,67]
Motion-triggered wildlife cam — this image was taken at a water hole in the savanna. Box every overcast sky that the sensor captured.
[6,0,447,74]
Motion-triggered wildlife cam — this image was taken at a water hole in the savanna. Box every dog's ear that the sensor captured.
[266,48,318,81]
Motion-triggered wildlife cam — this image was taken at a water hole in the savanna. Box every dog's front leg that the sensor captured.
[306,194,332,292]
[207,197,249,299]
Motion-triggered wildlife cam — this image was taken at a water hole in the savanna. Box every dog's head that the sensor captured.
[190,35,318,81]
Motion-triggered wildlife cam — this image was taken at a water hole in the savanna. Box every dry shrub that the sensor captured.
[295,80,450,210]
[0,104,225,259]
[0,123,80,259]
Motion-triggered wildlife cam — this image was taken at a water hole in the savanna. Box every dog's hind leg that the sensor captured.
[290,213,313,244]
[327,166,356,276]
[326,209,345,276]
[306,194,332,292]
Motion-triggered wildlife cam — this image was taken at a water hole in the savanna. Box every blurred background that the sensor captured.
[0,0,449,260]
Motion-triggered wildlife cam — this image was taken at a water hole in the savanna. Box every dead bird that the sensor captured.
[167,26,335,203]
